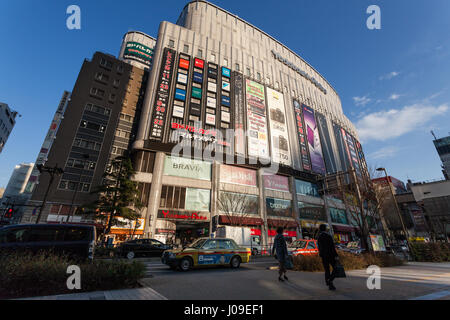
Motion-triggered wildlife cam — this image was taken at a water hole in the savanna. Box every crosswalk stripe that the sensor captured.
[410,290,450,300]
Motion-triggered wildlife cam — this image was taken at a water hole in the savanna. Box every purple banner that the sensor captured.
[302,105,326,175]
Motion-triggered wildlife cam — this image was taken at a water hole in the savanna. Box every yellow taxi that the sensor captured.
[161,238,251,271]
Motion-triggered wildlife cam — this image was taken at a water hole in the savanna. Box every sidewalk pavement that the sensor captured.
[18,286,168,300]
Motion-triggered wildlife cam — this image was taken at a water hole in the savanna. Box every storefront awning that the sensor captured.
[267,218,298,228]
[332,224,357,233]
[219,215,263,226]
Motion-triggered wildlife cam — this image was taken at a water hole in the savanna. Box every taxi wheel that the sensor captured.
[179,257,192,272]
[126,251,135,260]
[230,256,241,268]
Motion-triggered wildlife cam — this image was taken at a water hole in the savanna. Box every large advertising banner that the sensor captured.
[246,80,269,160]
[370,235,386,252]
[220,164,257,186]
[123,42,154,67]
[302,105,326,175]
[333,123,351,172]
[263,174,290,192]
[341,128,362,177]
[149,48,176,140]
[316,112,337,174]
[266,198,293,218]
[233,72,246,156]
[163,156,212,181]
[185,188,211,212]
[266,88,291,166]
[293,100,311,172]
[355,138,370,180]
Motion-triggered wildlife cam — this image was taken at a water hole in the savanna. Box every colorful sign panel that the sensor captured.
[316,112,337,174]
[157,210,209,221]
[370,235,386,252]
[263,174,290,192]
[163,156,212,180]
[341,128,362,177]
[233,72,246,156]
[302,104,326,175]
[293,100,311,171]
[222,67,231,78]
[220,164,257,186]
[149,48,176,140]
[246,80,270,160]
[266,88,291,166]
[175,89,186,101]
[123,42,154,67]
[266,198,293,218]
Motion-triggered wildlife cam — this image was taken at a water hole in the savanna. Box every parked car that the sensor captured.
[119,238,172,259]
[386,245,410,260]
[0,224,96,261]
[161,238,251,271]
[287,239,319,257]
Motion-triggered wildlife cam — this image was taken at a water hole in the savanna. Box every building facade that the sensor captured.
[0,102,18,154]
[433,135,450,180]
[129,1,377,248]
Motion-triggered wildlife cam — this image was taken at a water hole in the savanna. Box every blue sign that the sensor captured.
[221,96,230,106]
[175,89,186,101]
[193,72,203,83]
[222,67,231,78]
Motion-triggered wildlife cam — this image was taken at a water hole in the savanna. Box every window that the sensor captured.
[246,68,251,77]
[117,65,123,73]
[218,239,236,249]
[210,53,216,63]
[235,63,240,71]
[1,228,30,243]
[113,79,120,87]
[197,49,203,58]
[183,44,189,53]
[100,58,113,69]
[65,228,92,241]
[257,72,261,81]
[95,72,109,83]
[223,58,228,67]
[168,39,175,48]
[295,179,320,197]
[90,87,105,97]
[109,93,116,102]
[307,242,317,250]
[29,228,59,242]
[202,240,217,250]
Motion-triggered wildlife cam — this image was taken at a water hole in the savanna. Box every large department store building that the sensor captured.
[129,1,376,247]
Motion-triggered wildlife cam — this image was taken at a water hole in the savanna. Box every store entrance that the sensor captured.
[172,222,210,249]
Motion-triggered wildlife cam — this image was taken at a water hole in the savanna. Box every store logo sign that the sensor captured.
[271,50,327,94]
[159,210,208,221]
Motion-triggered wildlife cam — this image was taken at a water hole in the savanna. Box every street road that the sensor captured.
[136,257,450,300]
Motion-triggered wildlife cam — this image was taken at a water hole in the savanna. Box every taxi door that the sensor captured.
[216,239,235,265]
[197,239,220,266]
[305,240,319,255]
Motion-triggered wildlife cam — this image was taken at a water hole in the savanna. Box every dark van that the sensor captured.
[0,224,96,261]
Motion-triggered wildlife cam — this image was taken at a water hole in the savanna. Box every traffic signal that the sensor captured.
[4,208,13,219]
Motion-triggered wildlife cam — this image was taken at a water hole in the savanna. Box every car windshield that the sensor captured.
[289,240,307,249]
[187,239,207,249]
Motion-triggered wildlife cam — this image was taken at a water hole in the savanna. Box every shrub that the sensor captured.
[410,242,450,262]
[292,250,404,272]
[0,252,145,299]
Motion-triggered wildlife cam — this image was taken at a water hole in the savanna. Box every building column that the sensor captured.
[144,152,165,238]
[258,169,269,253]
[210,161,220,237]
[324,197,335,237]
[290,176,302,239]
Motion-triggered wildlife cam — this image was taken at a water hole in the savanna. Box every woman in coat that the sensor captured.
[272,227,289,281]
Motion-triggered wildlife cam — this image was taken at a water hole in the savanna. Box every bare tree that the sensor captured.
[217,191,258,226]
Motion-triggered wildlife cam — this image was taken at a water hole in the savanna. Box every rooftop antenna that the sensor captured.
[431,130,437,140]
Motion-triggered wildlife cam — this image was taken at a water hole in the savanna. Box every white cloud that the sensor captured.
[379,71,400,80]
[389,93,402,100]
[368,146,400,160]
[356,103,449,142]
[353,95,371,107]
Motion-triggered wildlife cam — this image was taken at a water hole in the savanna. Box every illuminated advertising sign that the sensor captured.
[221,96,230,106]
[163,156,212,180]
[191,87,202,99]
[266,198,293,218]
[193,72,203,83]
[316,112,337,174]
[177,73,188,84]
[208,82,217,93]
[222,81,230,92]
[333,123,351,171]
[208,66,218,78]
[194,58,205,69]
[221,111,230,123]
[207,97,216,109]
[220,164,257,186]
[246,79,270,160]
[158,210,209,221]
[341,128,361,177]
[263,174,290,192]
[302,105,326,175]
[266,88,291,166]
[175,88,186,101]
[293,100,311,171]
[222,67,231,78]
[172,105,184,119]
[205,114,216,125]
[149,48,176,140]
[233,72,246,156]
[179,58,190,69]
[123,41,154,67]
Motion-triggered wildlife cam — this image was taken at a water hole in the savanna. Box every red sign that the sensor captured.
[251,229,261,236]
[194,58,204,69]
[268,230,297,237]
[179,58,190,69]
[158,210,208,221]
[263,174,290,192]
[220,165,257,186]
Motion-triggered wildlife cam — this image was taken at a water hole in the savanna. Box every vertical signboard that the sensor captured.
[220,67,232,129]
[149,47,176,140]
[233,71,245,156]
[266,88,291,166]
[333,122,351,172]
[341,128,361,177]
[206,63,218,128]
[355,139,370,181]
[246,79,270,160]
[302,105,326,175]
[316,112,337,174]
[293,100,311,172]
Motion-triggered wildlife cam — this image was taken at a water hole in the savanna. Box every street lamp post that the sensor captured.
[376,167,411,251]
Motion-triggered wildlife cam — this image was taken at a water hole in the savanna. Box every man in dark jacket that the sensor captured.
[272,227,289,282]
[317,224,339,290]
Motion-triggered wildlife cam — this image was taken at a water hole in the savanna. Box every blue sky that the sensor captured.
[0,0,449,187]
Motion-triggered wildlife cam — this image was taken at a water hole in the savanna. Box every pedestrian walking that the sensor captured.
[317,224,339,290]
[272,227,289,282]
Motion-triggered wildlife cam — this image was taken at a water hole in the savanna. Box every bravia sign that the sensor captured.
[163,156,212,181]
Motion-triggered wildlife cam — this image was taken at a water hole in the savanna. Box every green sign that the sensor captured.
[163,156,212,181]
[123,41,154,66]
[192,87,202,99]
[185,188,211,212]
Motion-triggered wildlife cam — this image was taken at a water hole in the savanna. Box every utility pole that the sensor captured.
[35,164,64,224]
